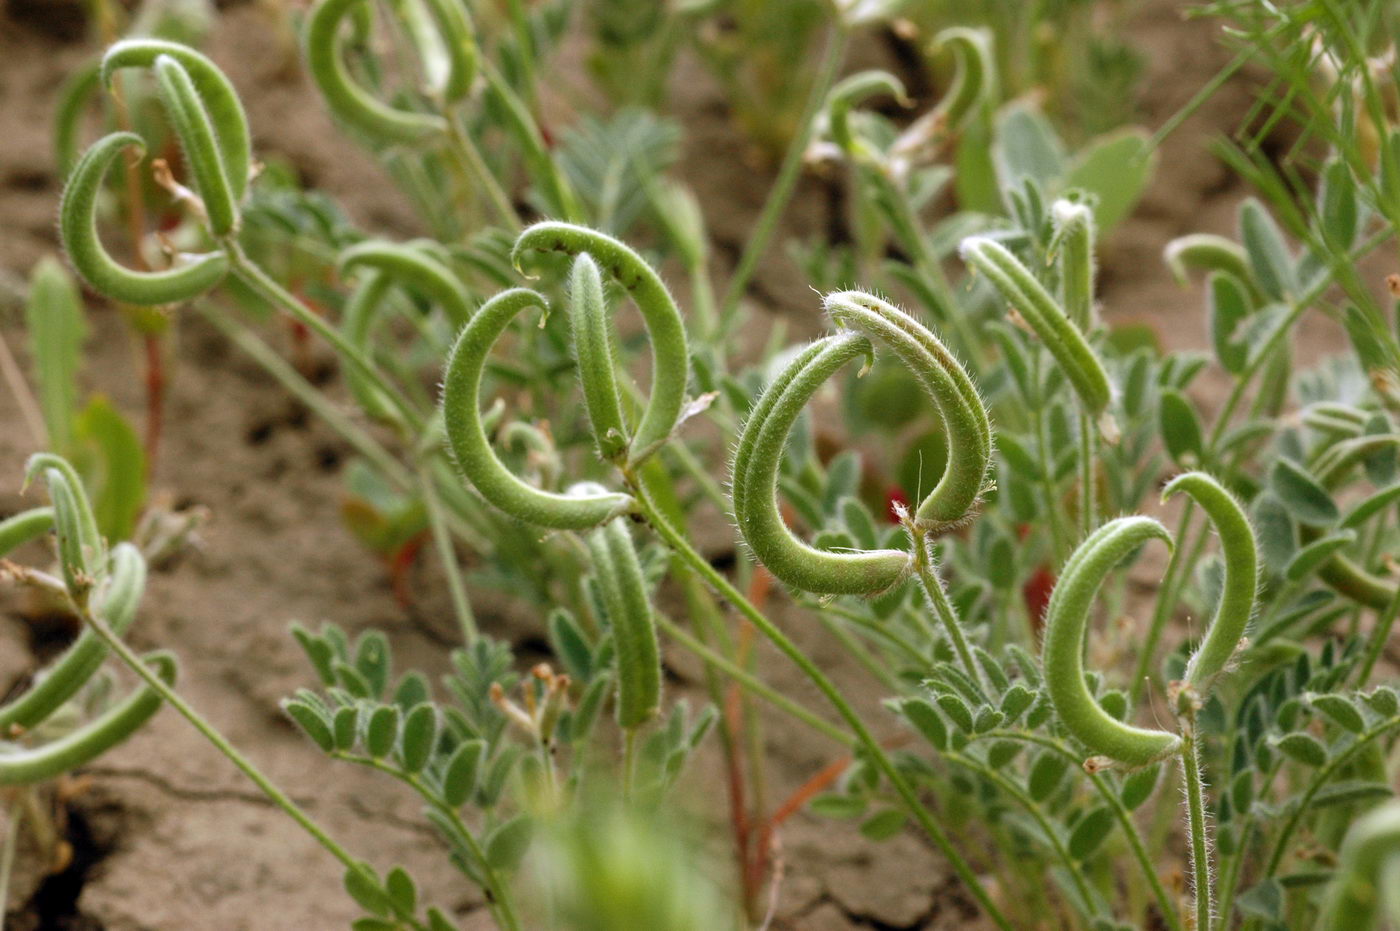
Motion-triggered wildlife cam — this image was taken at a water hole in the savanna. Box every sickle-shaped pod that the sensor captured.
[732,332,911,595]
[1163,472,1258,697]
[0,650,177,786]
[151,54,239,236]
[306,0,474,145]
[101,39,251,201]
[577,484,660,730]
[824,70,909,158]
[441,289,633,529]
[1318,800,1400,930]
[60,133,229,305]
[960,235,1112,416]
[0,542,147,735]
[25,453,105,598]
[569,254,628,463]
[890,27,995,162]
[824,290,991,529]
[511,223,689,466]
[1042,516,1181,767]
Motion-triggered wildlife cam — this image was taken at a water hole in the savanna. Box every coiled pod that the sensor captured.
[578,486,660,730]
[1318,800,1400,930]
[824,70,909,158]
[150,54,239,236]
[305,0,474,144]
[732,333,911,595]
[1163,472,1258,697]
[889,27,995,162]
[824,290,991,528]
[0,507,54,557]
[25,453,105,599]
[59,132,229,305]
[441,288,633,529]
[960,236,1112,416]
[1163,233,1253,291]
[1042,517,1181,768]
[101,40,251,201]
[512,223,689,465]
[0,650,177,786]
[569,254,628,462]
[1050,199,1096,331]
[0,542,146,735]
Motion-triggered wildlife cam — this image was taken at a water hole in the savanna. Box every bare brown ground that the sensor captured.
[0,1,1355,928]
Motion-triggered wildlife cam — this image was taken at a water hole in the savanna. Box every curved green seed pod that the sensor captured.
[101,39,251,200]
[441,288,634,529]
[512,223,688,465]
[0,543,146,735]
[152,55,238,236]
[1163,473,1258,696]
[304,0,447,145]
[825,70,908,157]
[25,453,105,597]
[569,254,629,462]
[579,490,660,730]
[1042,516,1180,767]
[0,508,54,557]
[60,132,229,305]
[960,236,1112,415]
[929,27,995,133]
[0,651,177,787]
[420,0,477,102]
[732,333,911,595]
[824,290,990,528]
[1163,233,1253,291]
[1050,200,1096,331]
[338,239,473,327]
[54,60,101,181]
[1318,800,1400,930]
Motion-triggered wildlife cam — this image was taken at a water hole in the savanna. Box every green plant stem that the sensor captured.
[632,487,1013,930]
[1179,716,1213,931]
[718,26,849,330]
[75,608,416,923]
[226,243,422,432]
[334,752,521,931]
[419,469,477,643]
[446,115,522,232]
[1130,501,1197,705]
[1031,358,1072,564]
[622,727,639,800]
[1216,758,1281,922]
[1356,580,1400,684]
[812,609,903,691]
[985,729,1183,931]
[912,546,987,693]
[1078,408,1096,539]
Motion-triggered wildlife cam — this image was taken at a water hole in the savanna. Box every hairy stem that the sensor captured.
[1179,716,1213,931]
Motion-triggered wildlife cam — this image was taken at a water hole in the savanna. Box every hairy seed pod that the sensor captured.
[26,454,105,600]
[441,289,634,528]
[825,70,908,157]
[1050,200,1096,331]
[152,55,239,236]
[569,254,628,462]
[1163,233,1254,293]
[1042,517,1181,767]
[960,236,1111,415]
[732,332,911,595]
[512,223,688,465]
[824,290,991,529]
[1319,800,1400,930]
[339,239,473,326]
[1163,473,1258,696]
[54,61,101,182]
[305,0,448,144]
[0,651,176,787]
[0,543,147,734]
[101,40,251,200]
[929,27,995,132]
[0,507,54,557]
[60,133,229,305]
[419,0,477,102]
[579,488,660,730]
